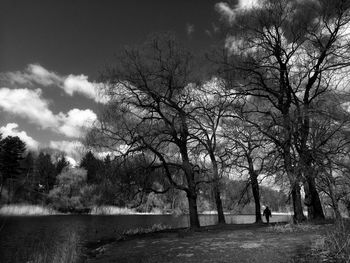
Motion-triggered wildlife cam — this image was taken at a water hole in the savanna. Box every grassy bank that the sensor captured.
[0,204,57,216]
[89,206,166,215]
[0,204,171,216]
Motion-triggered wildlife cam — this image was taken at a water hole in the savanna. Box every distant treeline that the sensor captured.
[0,135,289,214]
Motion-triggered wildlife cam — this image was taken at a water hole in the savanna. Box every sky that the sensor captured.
[0,0,244,163]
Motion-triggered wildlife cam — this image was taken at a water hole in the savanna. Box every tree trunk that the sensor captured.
[247,155,262,223]
[304,175,325,220]
[210,154,225,224]
[291,183,306,222]
[187,191,200,228]
[213,184,225,224]
[281,110,306,222]
[302,156,325,220]
[181,151,200,229]
[250,172,262,223]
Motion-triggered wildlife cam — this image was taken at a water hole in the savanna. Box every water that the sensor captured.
[0,213,290,262]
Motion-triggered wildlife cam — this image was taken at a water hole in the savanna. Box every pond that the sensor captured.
[0,213,290,262]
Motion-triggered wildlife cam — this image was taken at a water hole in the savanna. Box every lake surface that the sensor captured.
[0,213,290,262]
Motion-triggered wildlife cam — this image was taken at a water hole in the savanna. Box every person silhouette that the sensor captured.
[263,206,272,224]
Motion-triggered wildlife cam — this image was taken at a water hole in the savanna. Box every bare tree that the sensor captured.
[88,34,203,228]
[216,0,350,221]
[187,77,237,224]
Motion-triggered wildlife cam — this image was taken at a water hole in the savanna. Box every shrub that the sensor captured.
[48,168,90,212]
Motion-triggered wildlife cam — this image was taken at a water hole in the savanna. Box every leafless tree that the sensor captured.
[216,0,350,221]
[88,33,204,228]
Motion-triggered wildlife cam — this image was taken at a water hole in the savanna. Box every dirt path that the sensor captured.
[86,224,333,263]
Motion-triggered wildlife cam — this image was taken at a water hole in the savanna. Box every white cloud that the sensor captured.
[0,123,39,150]
[57,109,97,138]
[238,0,260,9]
[215,0,261,23]
[26,64,62,86]
[215,2,235,20]
[0,64,61,86]
[0,64,108,104]
[49,140,85,164]
[0,87,97,138]
[63,74,108,103]
[0,88,59,128]
[65,156,77,167]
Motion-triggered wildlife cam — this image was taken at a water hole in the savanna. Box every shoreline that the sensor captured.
[0,204,168,216]
[0,204,293,216]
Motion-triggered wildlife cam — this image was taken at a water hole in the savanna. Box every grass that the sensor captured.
[0,204,165,216]
[267,219,350,262]
[0,204,57,216]
[122,223,170,235]
[89,206,165,215]
[89,206,137,215]
[267,222,322,233]
[20,231,80,263]
[323,220,350,262]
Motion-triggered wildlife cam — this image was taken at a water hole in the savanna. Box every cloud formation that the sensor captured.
[0,64,107,104]
[49,140,85,164]
[0,88,59,128]
[0,123,39,149]
[215,0,260,23]
[63,74,108,103]
[57,109,97,138]
[0,87,97,138]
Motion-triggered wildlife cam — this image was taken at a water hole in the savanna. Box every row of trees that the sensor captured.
[0,134,70,203]
[0,134,287,213]
[88,0,350,228]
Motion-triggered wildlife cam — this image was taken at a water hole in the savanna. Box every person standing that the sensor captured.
[263,206,272,224]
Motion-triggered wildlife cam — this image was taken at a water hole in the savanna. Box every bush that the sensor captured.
[48,168,91,212]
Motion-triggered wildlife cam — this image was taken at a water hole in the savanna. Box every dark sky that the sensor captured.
[0,0,220,79]
[0,0,225,162]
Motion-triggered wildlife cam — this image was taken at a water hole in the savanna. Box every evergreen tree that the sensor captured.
[55,154,70,175]
[0,136,26,202]
[80,151,101,183]
[20,152,37,201]
[35,152,56,193]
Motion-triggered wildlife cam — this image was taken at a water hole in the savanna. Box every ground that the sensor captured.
[85,223,335,263]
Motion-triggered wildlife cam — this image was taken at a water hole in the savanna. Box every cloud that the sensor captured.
[49,140,85,164]
[215,0,260,23]
[65,156,77,167]
[186,23,195,36]
[0,88,59,128]
[215,2,235,20]
[0,123,39,150]
[63,74,108,103]
[0,64,107,104]
[57,109,97,138]
[0,87,97,138]
[0,64,61,86]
